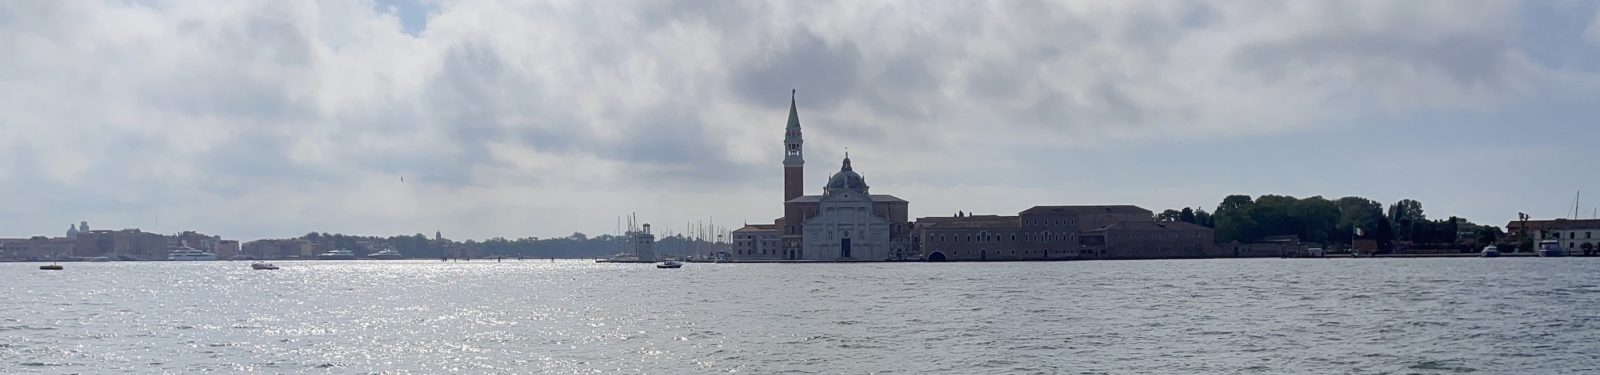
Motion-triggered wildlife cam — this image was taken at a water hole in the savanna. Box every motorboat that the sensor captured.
[367,249,404,260]
[168,247,218,261]
[317,249,357,260]
[251,262,280,270]
[1481,245,1501,258]
[1538,240,1566,257]
[656,260,683,269]
[39,263,63,270]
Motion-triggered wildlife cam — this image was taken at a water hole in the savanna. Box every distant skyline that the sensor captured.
[3,1,1599,241]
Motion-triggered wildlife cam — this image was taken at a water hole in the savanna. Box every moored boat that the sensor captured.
[367,249,403,260]
[168,247,218,261]
[317,249,356,260]
[1538,240,1566,257]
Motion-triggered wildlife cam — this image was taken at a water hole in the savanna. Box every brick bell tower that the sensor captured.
[783,89,804,202]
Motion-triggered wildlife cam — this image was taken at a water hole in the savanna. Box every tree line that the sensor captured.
[1158,195,1503,250]
[296,231,727,259]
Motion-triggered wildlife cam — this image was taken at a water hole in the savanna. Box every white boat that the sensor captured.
[1481,245,1501,258]
[168,247,218,261]
[1538,240,1566,257]
[656,260,683,269]
[317,249,356,260]
[367,249,404,260]
[251,262,279,270]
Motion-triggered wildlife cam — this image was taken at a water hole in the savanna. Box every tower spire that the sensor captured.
[783,89,805,202]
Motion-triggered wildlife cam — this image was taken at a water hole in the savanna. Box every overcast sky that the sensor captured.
[3,0,1599,241]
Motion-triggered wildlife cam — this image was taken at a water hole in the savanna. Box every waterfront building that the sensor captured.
[74,229,167,260]
[216,240,241,259]
[634,223,657,261]
[241,238,314,259]
[914,206,1218,261]
[0,236,75,261]
[731,224,781,259]
[734,91,912,260]
[1507,218,1600,255]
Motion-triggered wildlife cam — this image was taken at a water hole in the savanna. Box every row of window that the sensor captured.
[1548,231,1594,239]
[931,231,1073,243]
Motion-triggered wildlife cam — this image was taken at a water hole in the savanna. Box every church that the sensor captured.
[731,92,913,261]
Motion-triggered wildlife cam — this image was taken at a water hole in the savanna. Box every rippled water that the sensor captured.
[4,258,1600,373]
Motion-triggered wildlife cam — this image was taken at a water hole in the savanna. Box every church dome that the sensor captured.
[824,156,869,192]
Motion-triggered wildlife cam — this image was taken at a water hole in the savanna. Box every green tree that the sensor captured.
[1156,209,1182,222]
[1194,208,1215,228]
[1179,207,1197,224]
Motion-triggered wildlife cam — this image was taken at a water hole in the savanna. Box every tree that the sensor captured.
[1374,218,1395,252]
[1156,209,1182,222]
[1194,208,1215,228]
[1388,199,1426,241]
[1217,195,1255,213]
[1179,207,1197,224]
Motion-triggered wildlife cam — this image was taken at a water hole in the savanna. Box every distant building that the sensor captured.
[1507,218,1600,255]
[171,231,222,252]
[0,236,75,261]
[741,92,913,261]
[216,240,240,259]
[74,229,167,260]
[731,224,781,259]
[914,205,1219,261]
[634,224,657,261]
[242,239,313,259]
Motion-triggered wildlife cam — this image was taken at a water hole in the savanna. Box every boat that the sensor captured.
[712,252,732,263]
[1538,240,1566,257]
[367,249,404,260]
[656,260,683,269]
[168,247,218,261]
[1481,245,1501,258]
[251,262,280,270]
[39,263,63,270]
[317,249,357,260]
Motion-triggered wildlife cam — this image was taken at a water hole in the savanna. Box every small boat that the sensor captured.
[39,263,63,270]
[1481,245,1501,258]
[656,260,683,269]
[1538,240,1566,257]
[251,262,280,270]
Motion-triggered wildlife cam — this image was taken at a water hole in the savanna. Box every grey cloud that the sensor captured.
[731,28,862,111]
[1232,32,1519,88]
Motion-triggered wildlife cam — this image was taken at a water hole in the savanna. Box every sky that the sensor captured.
[3,0,1600,241]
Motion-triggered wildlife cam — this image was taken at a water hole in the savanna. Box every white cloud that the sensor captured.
[1,1,1596,240]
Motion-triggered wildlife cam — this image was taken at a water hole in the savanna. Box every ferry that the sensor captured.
[317,249,357,260]
[367,249,404,260]
[168,247,218,261]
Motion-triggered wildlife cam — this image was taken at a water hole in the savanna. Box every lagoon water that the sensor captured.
[4,258,1600,374]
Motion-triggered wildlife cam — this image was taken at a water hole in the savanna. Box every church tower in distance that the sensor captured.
[783,89,804,202]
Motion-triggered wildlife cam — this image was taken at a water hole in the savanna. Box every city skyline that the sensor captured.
[4,1,1600,241]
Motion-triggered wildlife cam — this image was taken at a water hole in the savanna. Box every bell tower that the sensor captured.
[783,89,804,202]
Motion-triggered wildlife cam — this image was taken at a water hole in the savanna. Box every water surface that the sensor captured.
[4,258,1599,373]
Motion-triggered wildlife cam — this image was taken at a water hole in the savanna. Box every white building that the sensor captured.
[1508,218,1600,255]
[799,156,894,260]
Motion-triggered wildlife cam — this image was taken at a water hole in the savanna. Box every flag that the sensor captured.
[1354,227,1364,237]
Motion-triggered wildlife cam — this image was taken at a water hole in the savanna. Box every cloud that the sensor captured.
[1,0,1597,240]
